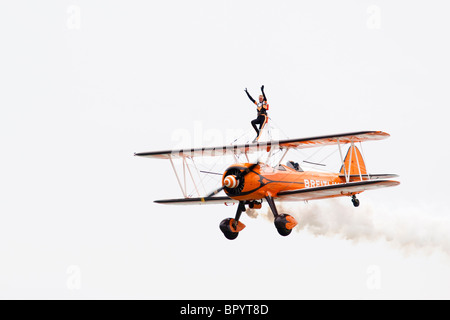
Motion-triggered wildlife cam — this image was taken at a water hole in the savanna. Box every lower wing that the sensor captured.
[277,179,399,201]
[153,180,399,205]
[154,196,238,205]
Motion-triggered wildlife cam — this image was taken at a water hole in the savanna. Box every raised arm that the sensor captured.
[245,88,256,104]
[261,85,267,102]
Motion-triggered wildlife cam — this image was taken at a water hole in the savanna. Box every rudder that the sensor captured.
[339,145,367,176]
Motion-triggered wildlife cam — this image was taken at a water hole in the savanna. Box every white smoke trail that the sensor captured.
[245,199,450,258]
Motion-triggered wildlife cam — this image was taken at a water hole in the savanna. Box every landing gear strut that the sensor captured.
[266,195,298,236]
[219,201,246,240]
[351,195,360,207]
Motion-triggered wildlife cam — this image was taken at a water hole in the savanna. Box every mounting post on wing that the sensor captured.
[265,142,274,165]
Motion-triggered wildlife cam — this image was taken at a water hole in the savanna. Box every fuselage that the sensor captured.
[222,163,356,201]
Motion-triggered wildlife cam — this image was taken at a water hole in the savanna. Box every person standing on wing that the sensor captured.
[245,85,269,143]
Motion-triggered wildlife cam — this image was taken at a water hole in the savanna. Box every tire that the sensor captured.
[223,231,239,240]
[274,214,296,237]
[219,218,239,240]
[276,226,292,236]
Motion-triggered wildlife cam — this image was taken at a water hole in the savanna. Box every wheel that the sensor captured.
[219,218,245,240]
[352,198,360,207]
[274,214,297,237]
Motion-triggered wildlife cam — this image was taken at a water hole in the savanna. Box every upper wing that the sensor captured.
[135,131,389,159]
[339,174,399,180]
[276,179,400,202]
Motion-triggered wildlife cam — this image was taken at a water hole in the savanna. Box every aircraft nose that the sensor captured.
[224,175,239,188]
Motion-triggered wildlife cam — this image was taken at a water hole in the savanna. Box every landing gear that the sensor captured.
[220,198,298,239]
[351,195,360,207]
[266,195,298,237]
[219,201,246,240]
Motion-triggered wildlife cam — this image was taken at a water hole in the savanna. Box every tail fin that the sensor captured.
[339,145,367,176]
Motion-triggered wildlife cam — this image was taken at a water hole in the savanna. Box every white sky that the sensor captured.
[1,0,450,299]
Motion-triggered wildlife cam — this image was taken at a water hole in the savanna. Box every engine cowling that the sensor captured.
[222,166,246,196]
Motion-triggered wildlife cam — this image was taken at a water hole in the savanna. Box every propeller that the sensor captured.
[203,162,260,199]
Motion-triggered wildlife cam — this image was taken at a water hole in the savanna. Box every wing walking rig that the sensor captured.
[135,131,399,240]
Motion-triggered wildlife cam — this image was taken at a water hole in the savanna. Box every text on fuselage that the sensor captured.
[304,179,338,188]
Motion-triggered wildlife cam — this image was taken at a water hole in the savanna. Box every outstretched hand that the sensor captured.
[261,85,265,91]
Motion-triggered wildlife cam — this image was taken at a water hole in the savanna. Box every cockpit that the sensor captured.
[274,161,304,172]
[286,161,303,172]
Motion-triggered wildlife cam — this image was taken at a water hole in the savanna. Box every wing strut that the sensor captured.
[337,138,349,183]
[277,148,289,166]
[168,155,204,198]
[169,155,187,198]
[353,141,363,181]
[347,139,353,182]
[185,157,200,197]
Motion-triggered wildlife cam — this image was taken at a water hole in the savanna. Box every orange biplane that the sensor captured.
[135,131,399,240]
